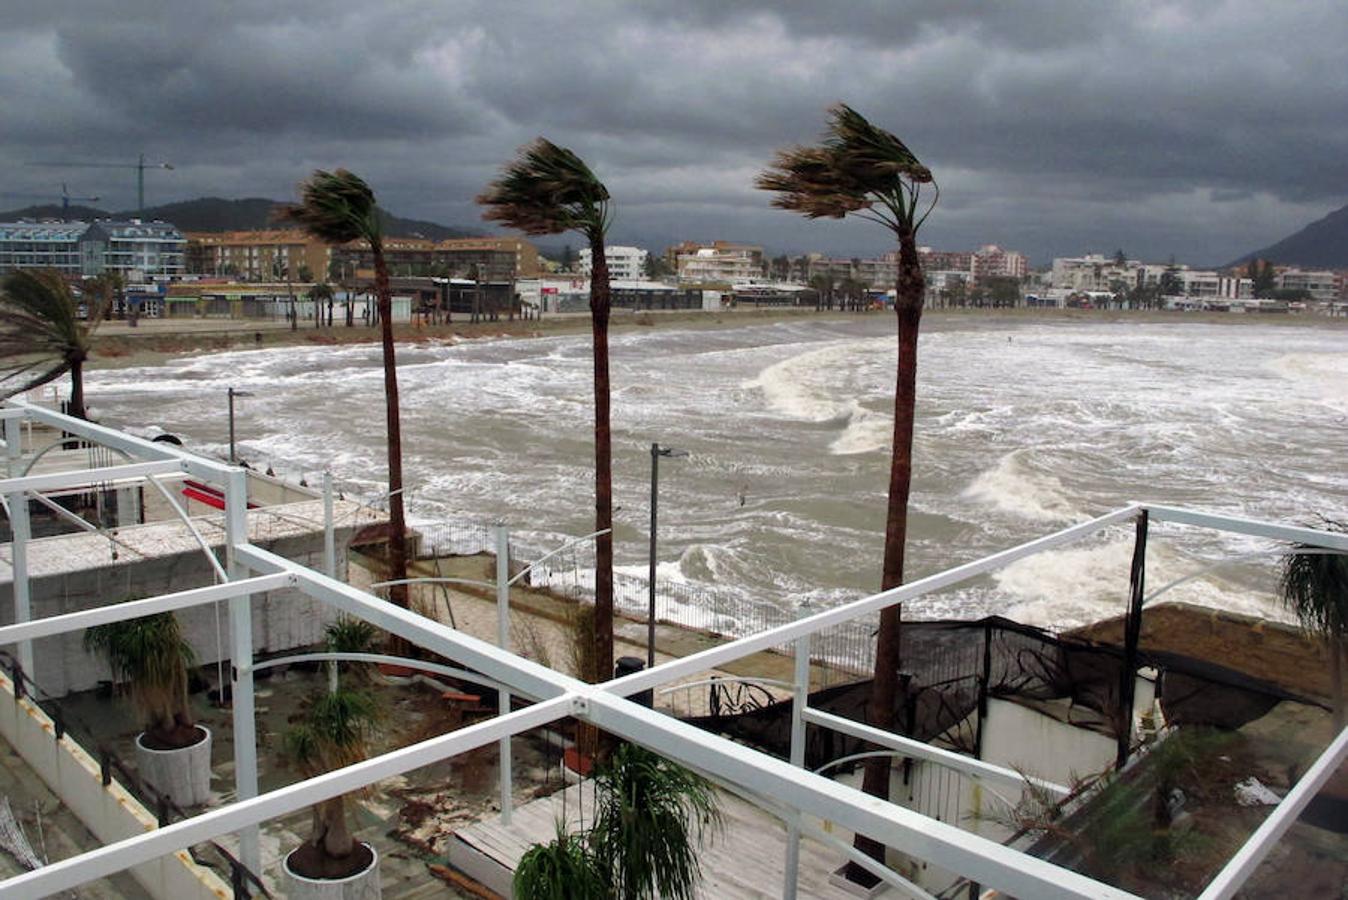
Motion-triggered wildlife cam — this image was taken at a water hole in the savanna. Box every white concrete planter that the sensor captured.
[134,725,212,808]
[283,843,382,900]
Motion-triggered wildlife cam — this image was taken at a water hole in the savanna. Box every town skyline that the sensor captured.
[3,2,1346,266]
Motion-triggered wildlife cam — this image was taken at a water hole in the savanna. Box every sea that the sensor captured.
[85,314,1348,632]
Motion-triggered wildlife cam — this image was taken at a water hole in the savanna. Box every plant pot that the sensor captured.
[134,725,212,808]
[377,662,415,684]
[283,842,381,900]
[562,747,594,783]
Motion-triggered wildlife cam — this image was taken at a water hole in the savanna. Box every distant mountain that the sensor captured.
[0,196,481,241]
[1229,202,1348,268]
[0,204,107,222]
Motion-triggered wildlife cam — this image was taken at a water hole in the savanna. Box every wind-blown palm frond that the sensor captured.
[756,103,936,232]
[476,139,611,240]
[1281,520,1348,639]
[275,169,381,248]
[0,269,102,399]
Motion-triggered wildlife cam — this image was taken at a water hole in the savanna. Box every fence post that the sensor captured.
[322,469,336,579]
[782,600,811,900]
[974,620,992,760]
[1117,510,1149,770]
[495,523,513,826]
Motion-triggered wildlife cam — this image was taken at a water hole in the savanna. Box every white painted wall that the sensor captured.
[0,671,231,900]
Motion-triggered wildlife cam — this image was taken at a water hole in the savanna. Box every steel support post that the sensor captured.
[5,489,33,677]
[495,524,512,824]
[1117,510,1148,770]
[782,603,811,900]
[223,469,260,873]
[323,470,336,579]
[648,443,659,669]
[3,415,21,477]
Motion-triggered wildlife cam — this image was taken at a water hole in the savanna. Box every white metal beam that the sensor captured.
[0,459,182,496]
[607,505,1143,699]
[236,542,586,703]
[0,696,572,900]
[1144,504,1348,551]
[802,708,1069,798]
[0,573,292,646]
[584,692,1141,900]
[4,400,234,482]
[1197,724,1348,900]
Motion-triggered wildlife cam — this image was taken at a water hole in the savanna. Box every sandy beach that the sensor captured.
[87,304,1348,371]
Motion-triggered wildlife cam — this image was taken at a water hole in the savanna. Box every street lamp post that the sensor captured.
[227,387,253,463]
[648,442,688,668]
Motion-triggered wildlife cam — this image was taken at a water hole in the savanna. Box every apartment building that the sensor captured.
[0,219,185,278]
[186,229,329,281]
[436,237,542,281]
[971,244,1028,280]
[578,245,647,280]
[1276,268,1341,301]
[668,240,764,283]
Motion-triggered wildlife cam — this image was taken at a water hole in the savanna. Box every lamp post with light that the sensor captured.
[648,442,688,667]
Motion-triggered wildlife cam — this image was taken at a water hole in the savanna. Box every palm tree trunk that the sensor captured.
[374,251,411,617]
[590,237,615,682]
[852,228,923,873]
[68,356,86,420]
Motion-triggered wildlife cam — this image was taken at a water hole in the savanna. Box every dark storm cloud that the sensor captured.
[2,1,1345,264]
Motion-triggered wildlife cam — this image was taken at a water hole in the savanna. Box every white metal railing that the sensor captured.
[1,398,1345,900]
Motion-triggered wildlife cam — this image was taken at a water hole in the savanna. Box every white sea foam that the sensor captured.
[962,451,1080,523]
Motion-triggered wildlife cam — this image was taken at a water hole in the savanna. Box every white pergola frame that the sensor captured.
[1,398,1345,900]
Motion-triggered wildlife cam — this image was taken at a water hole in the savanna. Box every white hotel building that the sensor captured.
[579,245,648,280]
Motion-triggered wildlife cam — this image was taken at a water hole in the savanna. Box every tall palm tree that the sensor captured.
[758,103,937,874]
[1280,521,1348,731]
[0,269,112,419]
[278,171,411,615]
[477,139,618,684]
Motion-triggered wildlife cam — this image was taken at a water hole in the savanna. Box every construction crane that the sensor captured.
[28,154,173,216]
[0,184,102,218]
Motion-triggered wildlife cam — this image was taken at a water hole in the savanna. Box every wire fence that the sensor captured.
[403,517,885,684]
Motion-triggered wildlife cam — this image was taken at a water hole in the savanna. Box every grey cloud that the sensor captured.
[1,1,1345,265]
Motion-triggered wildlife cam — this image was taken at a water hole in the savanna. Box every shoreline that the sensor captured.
[88,304,1347,371]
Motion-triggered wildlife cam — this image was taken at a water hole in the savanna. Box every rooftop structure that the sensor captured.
[1,402,1345,899]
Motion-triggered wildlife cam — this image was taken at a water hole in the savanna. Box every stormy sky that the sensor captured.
[2,1,1345,265]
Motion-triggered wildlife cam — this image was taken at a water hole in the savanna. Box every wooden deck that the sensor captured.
[448,781,861,898]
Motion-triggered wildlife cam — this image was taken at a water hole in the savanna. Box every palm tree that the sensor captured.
[590,744,721,900]
[284,688,380,877]
[1280,520,1348,731]
[514,825,608,900]
[278,171,411,616]
[0,269,113,418]
[84,613,199,748]
[758,103,937,874]
[477,140,618,685]
[308,282,336,328]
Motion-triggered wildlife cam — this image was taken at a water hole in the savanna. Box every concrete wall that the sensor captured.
[0,671,231,900]
[1,528,354,698]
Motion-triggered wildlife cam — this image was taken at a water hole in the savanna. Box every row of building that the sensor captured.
[1046,253,1345,302]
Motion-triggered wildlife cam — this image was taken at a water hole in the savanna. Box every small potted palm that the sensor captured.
[282,688,382,899]
[85,612,212,806]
